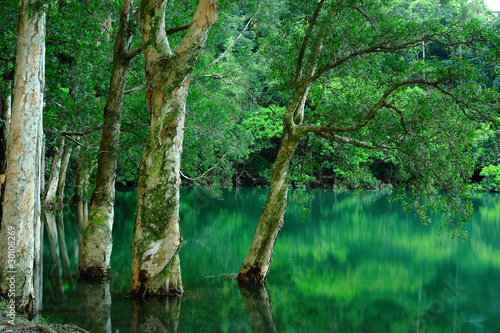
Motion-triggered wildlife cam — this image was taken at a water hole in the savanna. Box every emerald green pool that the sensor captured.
[41,188,500,332]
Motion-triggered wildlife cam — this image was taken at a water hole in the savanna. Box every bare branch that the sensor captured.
[166,23,191,35]
[200,18,254,76]
[127,68,142,84]
[180,153,228,181]
[125,84,146,95]
[0,56,15,62]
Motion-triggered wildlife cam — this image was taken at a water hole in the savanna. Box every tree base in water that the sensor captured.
[78,266,110,282]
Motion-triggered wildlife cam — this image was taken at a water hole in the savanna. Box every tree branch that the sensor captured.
[315,131,393,150]
[307,35,439,86]
[199,17,254,76]
[125,84,146,94]
[180,153,228,181]
[125,45,143,60]
[298,78,448,136]
[166,23,191,35]
[295,0,326,88]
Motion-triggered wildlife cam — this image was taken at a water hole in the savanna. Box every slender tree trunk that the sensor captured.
[0,94,11,173]
[131,0,217,296]
[237,132,301,284]
[56,145,72,207]
[42,135,65,208]
[0,0,45,315]
[79,0,139,281]
[0,94,11,224]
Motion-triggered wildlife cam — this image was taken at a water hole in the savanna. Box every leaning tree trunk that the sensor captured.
[237,132,301,284]
[79,0,141,281]
[0,0,45,315]
[131,0,217,296]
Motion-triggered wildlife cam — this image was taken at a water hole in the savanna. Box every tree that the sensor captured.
[238,0,499,284]
[131,0,218,296]
[0,0,46,315]
[78,0,141,281]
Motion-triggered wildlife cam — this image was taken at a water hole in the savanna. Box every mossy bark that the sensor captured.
[0,0,45,315]
[79,0,138,281]
[131,0,217,296]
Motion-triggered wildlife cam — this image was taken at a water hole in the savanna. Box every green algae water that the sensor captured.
[40,188,500,332]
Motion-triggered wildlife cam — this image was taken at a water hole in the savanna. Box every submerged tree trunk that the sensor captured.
[79,0,141,281]
[131,0,217,296]
[0,1,46,315]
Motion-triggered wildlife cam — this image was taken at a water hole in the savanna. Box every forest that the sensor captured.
[0,0,500,330]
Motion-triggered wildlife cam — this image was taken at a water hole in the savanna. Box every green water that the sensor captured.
[40,188,500,332]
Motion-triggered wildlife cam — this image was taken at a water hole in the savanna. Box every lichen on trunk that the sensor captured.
[131,0,217,296]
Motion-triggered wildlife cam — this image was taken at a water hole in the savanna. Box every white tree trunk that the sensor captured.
[56,145,71,207]
[0,0,45,315]
[42,136,65,207]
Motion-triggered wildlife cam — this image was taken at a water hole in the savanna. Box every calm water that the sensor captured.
[40,188,500,332]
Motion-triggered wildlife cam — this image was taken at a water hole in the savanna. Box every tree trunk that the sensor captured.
[0,94,11,224]
[42,135,65,208]
[56,145,72,207]
[237,132,301,284]
[79,0,140,282]
[131,0,217,296]
[0,94,11,173]
[0,0,45,315]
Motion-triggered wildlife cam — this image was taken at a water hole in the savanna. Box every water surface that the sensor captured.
[41,188,500,332]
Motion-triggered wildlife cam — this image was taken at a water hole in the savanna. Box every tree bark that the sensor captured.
[0,94,11,173]
[56,145,72,207]
[79,0,139,281]
[0,0,45,315]
[42,135,65,208]
[0,94,11,224]
[131,0,217,296]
